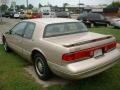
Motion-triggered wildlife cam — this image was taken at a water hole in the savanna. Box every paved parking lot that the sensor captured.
[0,18,20,37]
[0,18,20,44]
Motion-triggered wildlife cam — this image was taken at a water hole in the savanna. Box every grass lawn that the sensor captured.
[0,46,41,90]
[0,27,120,90]
[90,27,120,43]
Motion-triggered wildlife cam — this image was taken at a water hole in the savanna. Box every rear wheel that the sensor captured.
[33,53,52,80]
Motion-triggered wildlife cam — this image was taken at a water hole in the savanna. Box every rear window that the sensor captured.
[56,12,69,16]
[43,22,88,38]
[79,14,87,20]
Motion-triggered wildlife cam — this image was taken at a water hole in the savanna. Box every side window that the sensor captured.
[11,22,27,36]
[23,22,35,39]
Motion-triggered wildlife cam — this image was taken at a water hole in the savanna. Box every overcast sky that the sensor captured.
[12,0,119,7]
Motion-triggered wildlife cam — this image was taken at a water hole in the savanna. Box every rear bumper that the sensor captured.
[48,49,120,80]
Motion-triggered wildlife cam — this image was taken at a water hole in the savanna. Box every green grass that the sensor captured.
[0,27,120,90]
[90,27,120,43]
[0,46,41,90]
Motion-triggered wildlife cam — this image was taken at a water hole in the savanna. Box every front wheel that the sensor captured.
[34,53,52,80]
[3,40,11,52]
[90,23,94,28]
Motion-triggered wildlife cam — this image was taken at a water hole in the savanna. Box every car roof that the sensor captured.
[23,18,79,25]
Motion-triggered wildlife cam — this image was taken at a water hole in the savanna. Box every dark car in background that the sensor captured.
[0,12,5,17]
[4,11,10,18]
[9,11,15,18]
[77,12,110,28]
[56,11,71,18]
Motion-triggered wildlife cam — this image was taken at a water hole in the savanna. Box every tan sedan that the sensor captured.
[2,18,120,80]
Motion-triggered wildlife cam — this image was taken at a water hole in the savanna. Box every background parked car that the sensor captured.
[42,12,56,18]
[77,12,110,28]
[19,12,25,19]
[31,12,42,19]
[4,11,10,18]
[9,11,15,18]
[110,17,120,28]
[14,12,21,19]
[26,12,32,19]
[56,11,71,18]
[1,12,5,17]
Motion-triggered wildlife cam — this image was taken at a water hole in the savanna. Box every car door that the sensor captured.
[6,22,27,55]
[22,22,36,61]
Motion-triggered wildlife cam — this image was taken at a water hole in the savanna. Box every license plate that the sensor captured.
[94,49,103,58]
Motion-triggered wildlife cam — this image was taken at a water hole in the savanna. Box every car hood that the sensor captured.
[44,32,111,47]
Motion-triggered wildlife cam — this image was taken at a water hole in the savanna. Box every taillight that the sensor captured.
[104,41,116,52]
[86,19,90,23]
[62,50,93,61]
[62,41,116,62]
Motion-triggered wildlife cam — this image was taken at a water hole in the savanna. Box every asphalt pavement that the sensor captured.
[0,18,20,44]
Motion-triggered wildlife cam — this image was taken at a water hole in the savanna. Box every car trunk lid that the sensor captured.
[44,32,113,47]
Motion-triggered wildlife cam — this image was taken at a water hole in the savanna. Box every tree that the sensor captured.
[10,4,13,9]
[107,1,120,8]
[15,5,20,10]
[28,4,33,9]
[54,5,58,8]
[48,4,53,7]
[63,3,69,8]
[20,5,26,9]
[63,3,69,11]
[78,3,84,6]
[0,4,8,12]
[38,3,42,8]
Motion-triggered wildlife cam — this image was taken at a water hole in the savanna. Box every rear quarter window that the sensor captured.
[43,22,88,38]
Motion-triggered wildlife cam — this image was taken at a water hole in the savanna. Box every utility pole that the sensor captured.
[79,0,80,9]
[26,0,28,12]
[11,0,16,12]
[0,0,3,22]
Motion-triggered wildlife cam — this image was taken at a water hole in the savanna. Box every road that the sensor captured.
[0,18,20,44]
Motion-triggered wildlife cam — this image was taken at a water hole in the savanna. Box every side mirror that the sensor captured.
[9,30,12,34]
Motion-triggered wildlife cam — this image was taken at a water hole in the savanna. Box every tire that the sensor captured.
[90,23,94,28]
[33,53,52,80]
[3,40,11,52]
[106,23,109,27]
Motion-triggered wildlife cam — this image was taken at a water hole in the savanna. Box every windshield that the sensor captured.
[43,22,88,38]
[88,13,105,20]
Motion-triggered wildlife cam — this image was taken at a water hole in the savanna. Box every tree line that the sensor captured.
[0,1,120,13]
